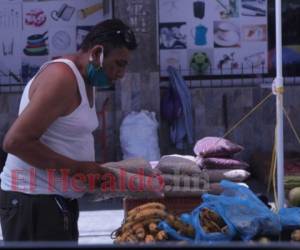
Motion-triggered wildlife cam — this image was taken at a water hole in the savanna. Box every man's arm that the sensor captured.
[3,62,101,176]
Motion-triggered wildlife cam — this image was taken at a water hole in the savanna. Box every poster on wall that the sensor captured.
[0,2,22,84]
[0,0,113,85]
[158,0,269,77]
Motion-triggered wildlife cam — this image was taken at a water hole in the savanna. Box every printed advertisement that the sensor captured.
[158,0,268,77]
[0,0,112,84]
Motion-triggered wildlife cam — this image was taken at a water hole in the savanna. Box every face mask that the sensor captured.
[86,48,111,88]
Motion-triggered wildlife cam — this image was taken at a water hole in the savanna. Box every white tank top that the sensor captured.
[1,59,99,199]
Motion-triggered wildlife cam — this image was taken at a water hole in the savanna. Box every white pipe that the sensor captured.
[275,0,285,209]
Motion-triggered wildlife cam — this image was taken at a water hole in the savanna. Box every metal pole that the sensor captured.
[275,0,285,209]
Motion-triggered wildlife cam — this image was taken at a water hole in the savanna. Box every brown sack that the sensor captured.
[102,158,157,176]
[157,154,201,175]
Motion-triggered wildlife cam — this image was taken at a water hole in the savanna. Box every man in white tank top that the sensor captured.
[0,19,142,242]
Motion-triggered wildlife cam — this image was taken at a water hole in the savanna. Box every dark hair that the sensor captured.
[79,19,137,54]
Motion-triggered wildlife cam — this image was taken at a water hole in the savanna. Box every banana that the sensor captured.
[221,225,228,233]
[132,223,144,232]
[200,208,226,233]
[166,214,195,237]
[125,234,138,243]
[156,230,168,241]
[114,236,122,244]
[145,234,155,243]
[127,202,166,217]
[200,216,221,233]
[135,227,146,240]
[118,230,134,242]
[122,218,160,233]
[127,208,167,222]
[207,209,226,228]
[148,222,158,234]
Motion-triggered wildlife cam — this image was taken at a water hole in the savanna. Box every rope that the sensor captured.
[216,85,300,211]
[218,90,280,209]
[283,107,300,146]
[273,153,278,211]
[271,83,283,211]
[223,92,273,139]
[268,97,300,211]
[216,88,300,211]
[268,134,276,193]
[272,127,279,211]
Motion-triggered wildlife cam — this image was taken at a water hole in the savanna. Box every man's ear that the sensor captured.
[90,45,104,63]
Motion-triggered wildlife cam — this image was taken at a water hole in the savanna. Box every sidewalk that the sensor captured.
[0,209,124,245]
[78,210,124,245]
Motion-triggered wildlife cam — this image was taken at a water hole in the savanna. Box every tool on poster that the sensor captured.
[0,7,20,29]
[9,70,21,83]
[241,0,266,16]
[0,68,21,84]
[25,8,46,27]
[51,3,75,21]
[2,38,14,56]
[24,31,48,56]
[216,0,239,18]
[78,3,102,19]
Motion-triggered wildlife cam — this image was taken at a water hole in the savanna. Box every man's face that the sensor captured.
[103,47,130,82]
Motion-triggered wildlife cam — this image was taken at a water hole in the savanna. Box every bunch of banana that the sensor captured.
[166,214,195,238]
[112,202,168,244]
[199,208,228,233]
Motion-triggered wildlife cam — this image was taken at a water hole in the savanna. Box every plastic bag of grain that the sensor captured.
[197,157,249,169]
[156,154,201,175]
[206,169,251,182]
[193,137,244,158]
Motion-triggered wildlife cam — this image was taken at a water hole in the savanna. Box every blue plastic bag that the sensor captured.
[202,180,282,240]
[180,202,236,242]
[157,198,236,242]
[159,181,282,242]
[279,207,300,230]
[158,221,194,242]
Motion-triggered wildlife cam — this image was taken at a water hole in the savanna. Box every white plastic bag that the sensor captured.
[120,110,160,161]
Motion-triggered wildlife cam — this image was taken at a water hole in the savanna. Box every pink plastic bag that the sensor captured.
[193,137,244,158]
[198,157,249,169]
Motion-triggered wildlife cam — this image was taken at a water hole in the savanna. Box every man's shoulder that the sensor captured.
[34,61,79,94]
[42,60,78,81]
